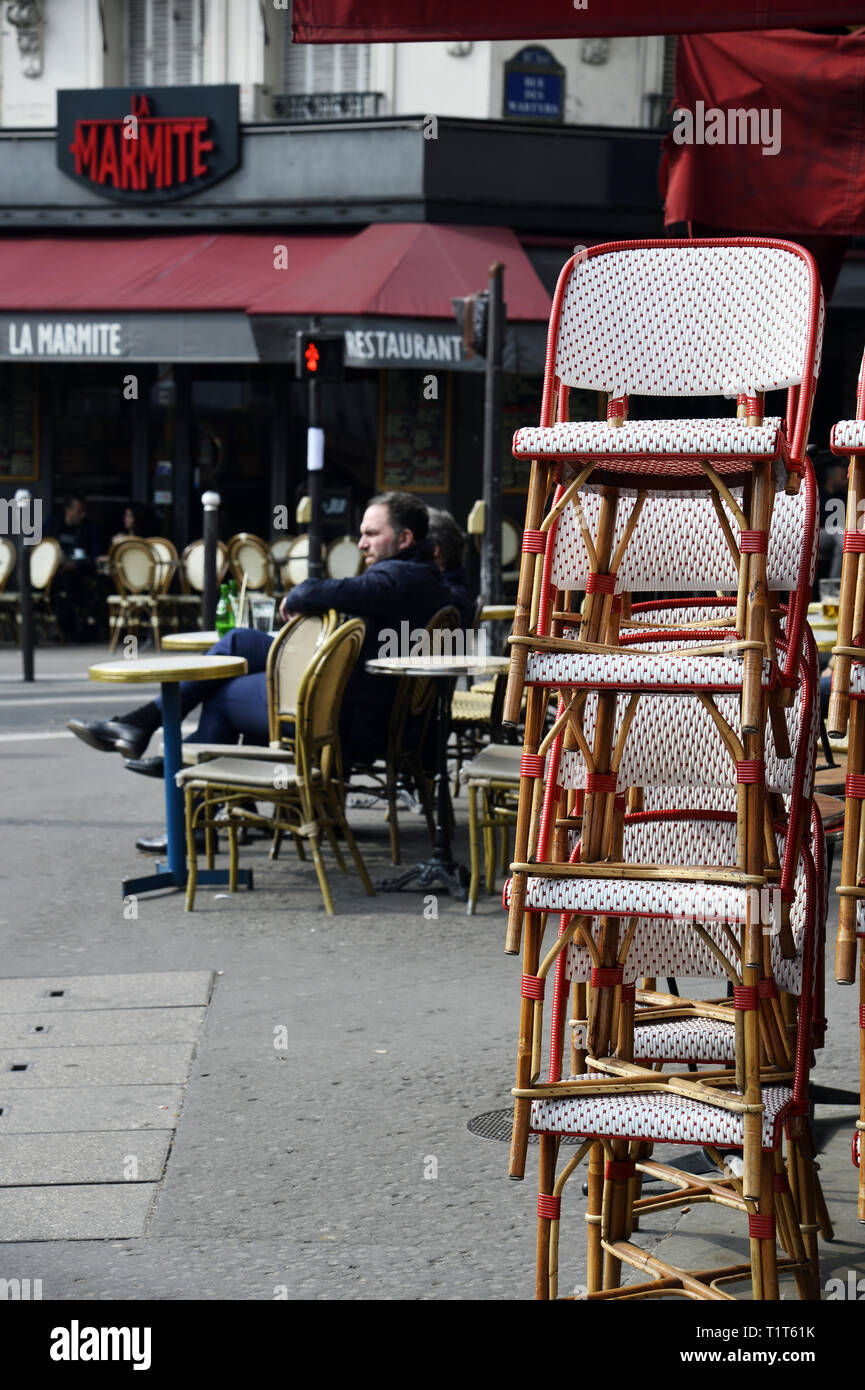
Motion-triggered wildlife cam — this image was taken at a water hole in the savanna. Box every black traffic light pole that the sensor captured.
[307,364,324,581]
[482,264,505,613]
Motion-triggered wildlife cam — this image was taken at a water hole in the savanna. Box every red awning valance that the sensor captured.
[292,1,865,42]
[0,233,351,312]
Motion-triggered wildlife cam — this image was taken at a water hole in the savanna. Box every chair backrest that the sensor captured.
[265,609,338,746]
[295,618,366,785]
[562,814,813,997]
[325,536,362,580]
[146,536,178,595]
[109,539,156,595]
[548,241,822,441]
[282,534,325,589]
[502,518,520,569]
[555,633,818,802]
[182,538,228,593]
[0,537,16,590]
[29,537,63,592]
[228,533,274,594]
[548,469,818,595]
[270,536,294,568]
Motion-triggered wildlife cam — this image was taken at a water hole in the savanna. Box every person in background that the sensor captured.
[110,501,153,548]
[427,507,477,628]
[67,491,450,850]
[44,493,100,639]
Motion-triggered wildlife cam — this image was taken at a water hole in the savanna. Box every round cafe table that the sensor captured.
[365,653,510,900]
[162,630,218,652]
[89,653,247,898]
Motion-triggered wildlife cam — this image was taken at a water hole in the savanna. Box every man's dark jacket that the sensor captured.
[283,541,451,764]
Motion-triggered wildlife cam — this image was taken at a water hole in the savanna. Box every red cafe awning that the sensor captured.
[247,223,552,320]
[0,232,352,311]
[292,1,865,42]
[663,30,865,240]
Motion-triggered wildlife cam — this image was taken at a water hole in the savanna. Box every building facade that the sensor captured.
[0,1,674,558]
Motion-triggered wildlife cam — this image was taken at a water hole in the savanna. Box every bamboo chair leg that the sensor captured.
[467,784,480,916]
[585,1142,604,1295]
[603,1139,630,1290]
[536,1133,558,1300]
[483,794,496,896]
[228,820,239,893]
[859,944,865,1223]
[324,821,347,873]
[184,787,198,912]
[308,829,335,915]
[333,801,375,898]
[789,1133,821,1294]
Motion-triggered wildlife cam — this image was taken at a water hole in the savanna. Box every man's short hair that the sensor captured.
[427,508,466,570]
[368,491,429,544]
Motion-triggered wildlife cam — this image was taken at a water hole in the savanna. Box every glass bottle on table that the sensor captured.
[227,577,240,626]
[215,583,235,639]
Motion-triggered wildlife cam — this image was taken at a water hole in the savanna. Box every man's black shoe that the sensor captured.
[124,756,165,779]
[67,719,150,759]
[136,829,212,855]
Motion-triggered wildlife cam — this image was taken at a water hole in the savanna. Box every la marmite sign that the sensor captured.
[57,86,240,202]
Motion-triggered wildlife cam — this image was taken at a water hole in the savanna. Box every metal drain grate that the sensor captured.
[467,1109,585,1146]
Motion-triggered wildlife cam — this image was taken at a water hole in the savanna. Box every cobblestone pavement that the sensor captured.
[0,643,862,1300]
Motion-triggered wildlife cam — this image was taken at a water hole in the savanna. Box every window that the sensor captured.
[277,2,378,118]
[126,0,204,86]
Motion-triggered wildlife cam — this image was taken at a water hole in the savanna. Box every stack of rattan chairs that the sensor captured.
[826,349,865,1227]
[501,237,828,1300]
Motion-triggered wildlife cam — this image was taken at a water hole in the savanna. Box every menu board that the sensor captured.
[503,376,601,492]
[0,366,38,482]
[377,370,451,494]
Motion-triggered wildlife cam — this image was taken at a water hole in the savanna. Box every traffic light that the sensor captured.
[295,331,345,381]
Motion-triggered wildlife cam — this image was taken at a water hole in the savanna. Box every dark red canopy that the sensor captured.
[292,1,865,42]
[247,224,551,320]
[663,31,865,238]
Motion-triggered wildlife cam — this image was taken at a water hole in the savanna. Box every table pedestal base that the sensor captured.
[374,851,469,901]
[122,864,254,897]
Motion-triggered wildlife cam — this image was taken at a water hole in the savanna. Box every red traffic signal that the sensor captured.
[296,331,345,381]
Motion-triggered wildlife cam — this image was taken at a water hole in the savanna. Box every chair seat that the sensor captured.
[513,419,784,479]
[178,742,291,765]
[530,1081,792,1149]
[632,1016,735,1064]
[503,872,754,923]
[849,665,865,696]
[830,420,865,454]
[459,743,524,785]
[176,755,307,790]
[524,646,772,692]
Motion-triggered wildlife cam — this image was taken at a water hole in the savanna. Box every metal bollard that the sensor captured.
[15,489,34,682]
[201,491,220,631]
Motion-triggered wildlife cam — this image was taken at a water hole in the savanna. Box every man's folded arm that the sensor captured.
[283,568,399,619]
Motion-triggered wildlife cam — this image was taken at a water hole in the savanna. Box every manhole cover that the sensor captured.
[467,1109,586,1145]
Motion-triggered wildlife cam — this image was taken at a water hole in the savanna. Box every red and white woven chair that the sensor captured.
[519,831,821,1301]
[825,350,865,1223]
[504,635,822,1299]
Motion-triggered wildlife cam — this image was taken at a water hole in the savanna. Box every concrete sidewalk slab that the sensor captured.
[0,1085,184,1132]
[0,1043,197,1087]
[0,1132,172,1186]
[0,1006,207,1047]
[0,973,213,1012]
[0,1184,158,1242]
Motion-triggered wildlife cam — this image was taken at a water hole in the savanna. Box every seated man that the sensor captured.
[68,491,453,843]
